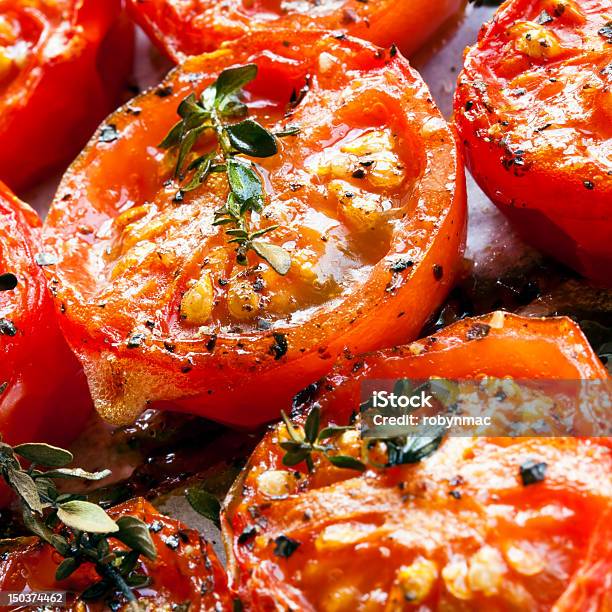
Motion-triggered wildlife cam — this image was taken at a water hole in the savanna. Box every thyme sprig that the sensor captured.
[279,396,445,473]
[0,439,156,610]
[280,406,366,473]
[159,64,298,275]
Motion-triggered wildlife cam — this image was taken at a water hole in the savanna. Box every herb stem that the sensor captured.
[97,562,138,605]
[211,106,233,158]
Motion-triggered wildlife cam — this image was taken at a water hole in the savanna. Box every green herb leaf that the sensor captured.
[274,126,301,137]
[225,192,241,219]
[225,119,278,157]
[186,485,221,527]
[384,432,444,467]
[251,241,291,275]
[282,448,311,467]
[317,425,352,440]
[97,537,110,557]
[327,455,366,471]
[81,580,110,601]
[119,550,140,576]
[57,500,119,534]
[304,405,321,444]
[115,516,158,560]
[178,93,203,119]
[214,64,258,109]
[7,468,43,514]
[55,557,80,581]
[35,477,58,500]
[182,153,214,192]
[279,440,304,452]
[14,443,73,467]
[219,96,248,119]
[175,126,206,178]
[280,411,304,444]
[125,573,150,588]
[159,120,184,150]
[249,225,278,239]
[227,159,265,213]
[43,467,111,481]
[22,509,69,554]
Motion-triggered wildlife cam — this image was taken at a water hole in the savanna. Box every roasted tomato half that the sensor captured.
[222,312,611,611]
[454,0,612,284]
[128,0,464,62]
[0,0,134,191]
[0,497,230,611]
[43,31,467,427]
[0,181,91,452]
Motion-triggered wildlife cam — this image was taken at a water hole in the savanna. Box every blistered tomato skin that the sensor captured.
[128,0,464,62]
[42,31,467,428]
[454,0,612,284]
[0,498,231,611]
[0,0,134,192]
[222,313,611,611]
[0,181,91,455]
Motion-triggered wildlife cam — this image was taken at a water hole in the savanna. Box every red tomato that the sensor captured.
[454,0,612,284]
[0,0,134,192]
[0,181,91,451]
[128,0,464,62]
[0,497,231,610]
[222,312,611,610]
[42,31,467,428]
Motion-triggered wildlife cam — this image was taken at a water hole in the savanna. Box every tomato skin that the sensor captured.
[454,0,612,284]
[128,0,464,62]
[222,313,611,611]
[0,0,134,192]
[0,182,91,460]
[43,31,467,428]
[0,497,231,611]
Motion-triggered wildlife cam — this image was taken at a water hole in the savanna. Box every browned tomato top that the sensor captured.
[0,498,231,611]
[222,313,611,611]
[128,0,464,61]
[43,31,466,427]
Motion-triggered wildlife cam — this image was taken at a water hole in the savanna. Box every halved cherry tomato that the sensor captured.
[454,0,612,284]
[0,497,231,610]
[0,181,91,452]
[222,312,611,610]
[43,31,467,428]
[128,0,465,62]
[0,0,134,192]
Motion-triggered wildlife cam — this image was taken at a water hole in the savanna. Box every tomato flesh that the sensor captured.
[454,0,612,284]
[0,0,134,191]
[43,31,466,427]
[0,182,91,450]
[222,313,611,611]
[128,0,465,61]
